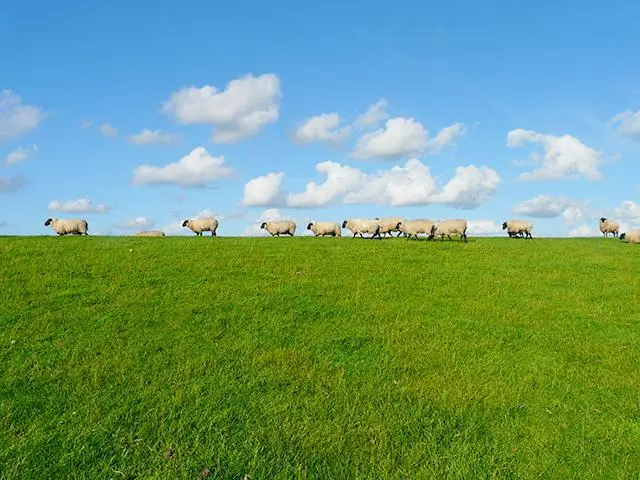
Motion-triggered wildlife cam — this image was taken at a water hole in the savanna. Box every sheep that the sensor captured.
[397,219,435,240]
[620,230,640,244]
[44,217,88,236]
[341,219,381,239]
[375,217,405,237]
[306,221,341,237]
[182,218,218,236]
[261,220,296,236]
[430,219,468,242]
[502,220,533,239]
[599,217,619,238]
[134,230,165,237]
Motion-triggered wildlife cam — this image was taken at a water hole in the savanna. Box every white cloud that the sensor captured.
[513,195,589,226]
[507,129,602,181]
[0,176,25,192]
[48,198,109,214]
[161,73,281,143]
[242,208,292,236]
[286,159,500,209]
[355,98,390,130]
[292,113,351,144]
[128,129,181,145]
[467,220,503,236]
[610,110,640,139]
[118,216,153,229]
[242,172,284,206]
[5,144,37,165]
[352,118,466,160]
[132,146,233,188]
[615,201,640,230]
[568,224,599,237]
[99,123,118,138]
[0,90,44,140]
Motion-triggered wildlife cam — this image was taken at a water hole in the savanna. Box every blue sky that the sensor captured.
[2,0,640,237]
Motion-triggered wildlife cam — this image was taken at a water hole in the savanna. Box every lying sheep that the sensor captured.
[261,220,296,236]
[341,219,381,239]
[502,220,533,239]
[134,230,165,237]
[599,217,619,238]
[375,217,405,237]
[182,218,218,236]
[620,230,640,244]
[44,217,88,236]
[431,219,468,242]
[397,219,435,240]
[307,221,341,237]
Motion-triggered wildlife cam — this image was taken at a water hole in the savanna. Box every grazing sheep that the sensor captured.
[431,219,468,242]
[397,219,435,240]
[599,218,620,238]
[341,219,381,239]
[182,218,218,236]
[502,220,533,239]
[306,221,341,237]
[261,220,296,236]
[44,218,88,236]
[134,230,165,237]
[375,217,405,237]
[620,230,640,244]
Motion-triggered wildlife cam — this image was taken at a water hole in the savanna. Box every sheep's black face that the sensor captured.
[502,222,507,229]
[260,222,267,229]
[395,222,402,230]
[181,220,189,227]
[600,217,606,223]
[620,233,626,240]
[44,218,52,226]
[306,223,313,230]
[341,220,348,228]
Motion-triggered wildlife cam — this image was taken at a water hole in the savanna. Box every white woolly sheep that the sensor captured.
[182,218,218,236]
[341,219,381,239]
[431,219,468,242]
[599,217,619,238]
[502,220,533,239]
[44,218,88,236]
[134,230,166,237]
[261,220,296,236]
[306,221,341,237]
[375,217,405,237]
[397,219,435,240]
[620,230,640,244]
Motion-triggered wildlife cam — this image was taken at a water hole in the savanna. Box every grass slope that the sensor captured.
[1,236,639,479]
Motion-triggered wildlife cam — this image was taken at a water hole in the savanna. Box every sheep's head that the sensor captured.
[260,222,267,229]
[44,218,54,226]
[306,222,313,230]
[620,233,626,240]
[181,220,189,227]
[502,222,508,230]
[396,222,403,230]
[341,220,348,228]
[600,217,607,223]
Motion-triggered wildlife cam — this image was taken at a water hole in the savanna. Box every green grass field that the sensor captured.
[1,236,639,479]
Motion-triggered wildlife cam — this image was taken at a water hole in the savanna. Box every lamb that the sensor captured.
[306,221,341,237]
[502,220,533,239]
[182,218,218,236]
[430,219,468,242]
[599,218,619,238]
[261,220,296,236]
[134,230,165,237]
[44,218,88,236]
[397,219,435,240]
[620,230,640,244]
[375,217,405,237]
[341,219,381,239]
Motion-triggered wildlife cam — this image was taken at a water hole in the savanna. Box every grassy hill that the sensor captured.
[1,236,639,479]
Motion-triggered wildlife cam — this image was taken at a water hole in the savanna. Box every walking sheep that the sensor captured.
[502,220,533,239]
[431,219,468,242]
[261,220,296,236]
[397,219,435,240]
[307,221,341,237]
[375,217,405,237]
[599,218,619,238]
[620,230,640,244]
[44,218,89,236]
[341,219,381,239]
[182,218,218,236]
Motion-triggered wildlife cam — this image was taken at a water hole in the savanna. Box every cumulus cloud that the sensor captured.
[568,224,599,237]
[132,147,233,188]
[513,195,590,227]
[99,123,118,138]
[48,198,109,213]
[0,90,45,140]
[615,201,640,231]
[352,118,466,160]
[118,216,153,229]
[128,129,181,145]
[286,159,500,209]
[467,220,504,236]
[292,113,351,144]
[355,98,390,130]
[609,110,640,139]
[5,144,37,165]
[0,176,25,193]
[242,172,284,206]
[161,73,281,143]
[507,129,602,181]
[242,208,292,236]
